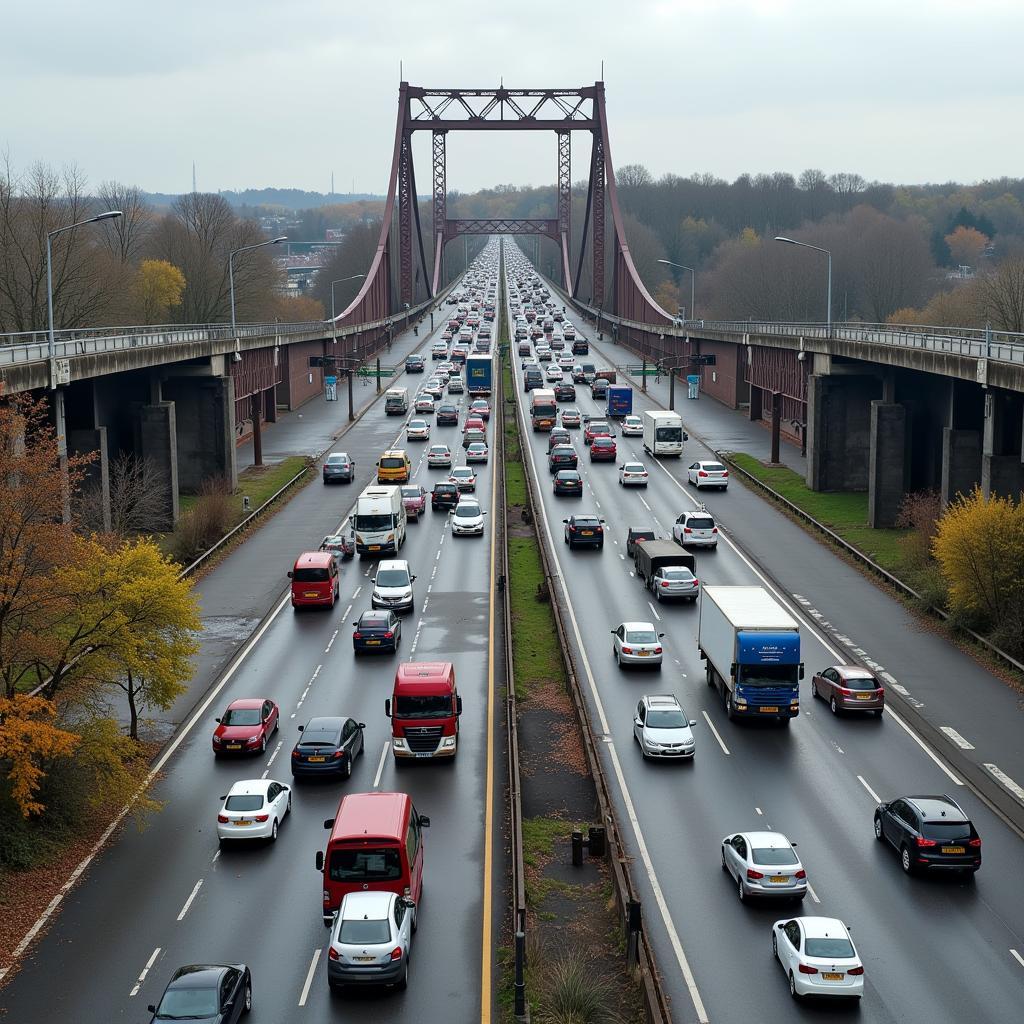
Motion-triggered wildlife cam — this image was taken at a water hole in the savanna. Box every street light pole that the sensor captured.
[229,235,287,340]
[773,236,832,337]
[657,259,695,322]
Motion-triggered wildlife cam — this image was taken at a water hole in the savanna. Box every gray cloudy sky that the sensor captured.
[3,0,1022,196]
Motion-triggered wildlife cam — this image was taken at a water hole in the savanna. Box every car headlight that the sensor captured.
[392,738,409,751]
[247,734,260,743]
[440,736,457,748]
[386,533,394,542]
[735,697,748,706]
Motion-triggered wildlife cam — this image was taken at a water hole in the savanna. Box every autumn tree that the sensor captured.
[975,258,1024,332]
[0,695,79,817]
[945,225,988,267]
[133,259,186,323]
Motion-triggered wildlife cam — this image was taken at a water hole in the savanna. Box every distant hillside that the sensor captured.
[143,188,383,211]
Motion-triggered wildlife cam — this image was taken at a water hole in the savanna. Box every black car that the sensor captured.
[626,526,657,558]
[148,964,252,1023]
[524,368,544,392]
[548,445,578,473]
[432,481,460,510]
[436,403,459,426]
[291,716,365,779]
[563,514,605,549]
[590,379,609,399]
[554,382,576,402]
[547,428,572,452]
[322,452,354,484]
[353,610,402,654]
[874,795,981,875]
[405,354,425,373]
[553,470,583,496]
[572,339,589,355]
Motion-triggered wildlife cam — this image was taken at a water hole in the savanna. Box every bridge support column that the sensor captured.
[68,426,111,532]
[135,402,179,530]
[163,377,237,493]
[868,402,908,527]
[981,390,1024,500]
[942,429,982,505]
[805,374,874,492]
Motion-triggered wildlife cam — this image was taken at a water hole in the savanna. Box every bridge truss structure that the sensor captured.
[333,81,670,331]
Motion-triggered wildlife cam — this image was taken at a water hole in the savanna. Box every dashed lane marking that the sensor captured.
[373,742,389,788]
[983,764,1024,805]
[176,878,204,922]
[701,711,730,756]
[298,948,321,1007]
[857,775,882,804]
[128,946,161,997]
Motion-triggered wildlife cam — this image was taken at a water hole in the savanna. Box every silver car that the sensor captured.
[611,621,664,668]
[650,565,699,603]
[633,695,696,760]
[327,890,414,991]
[450,499,486,536]
[722,831,807,903]
[673,509,718,548]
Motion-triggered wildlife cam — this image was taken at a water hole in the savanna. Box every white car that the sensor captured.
[406,418,430,441]
[611,621,664,668]
[449,466,477,492]
[431,341,448,359]
[451,499,486,536]
[772,917,864,1001]
[558,354,575,370]
[414,395,436,414]
[618,462,649,487]
[633,694,696,759]
[217,779,291,843]
[687,459,730,490]
[427,444,452,468]
[465,441,489,463]
[328,890,414,992]
[447,375,464,394]
[545,364,563,382]
[673,508,718,548]
[621,415,644,436]
[560,408,581,428]
[722,831,807,902]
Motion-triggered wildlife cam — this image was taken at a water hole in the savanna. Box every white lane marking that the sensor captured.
[0,589,293,984]
[647,601,661,621]
[1010,948,1024,969]
[701,711,730,756]
[298,948,321,1007]
[324,628,340,653]
[373,742,390,788]
[212,849,221,863]
[638,495,652,511]
[806,882,821,904]
[176,878,204,922]
[261,768,269,779]
[940,726,975,751]
[352,586,362,598]
[435,549,441,561]
[514,315,709,1022]
[128,946,161,997]
[983,764,1024,804]
[755,807,763,815]
[857,775,882,804]
[885,707,962,785]
[619,553,625,560]
[266,740,284,768]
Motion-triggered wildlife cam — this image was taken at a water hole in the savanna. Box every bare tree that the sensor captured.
[78,453,171,536]
[95,182,152,265]
[976,258,1024,332]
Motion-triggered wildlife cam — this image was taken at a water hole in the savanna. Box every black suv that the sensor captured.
[524,367,544,392]
[554,382,576,402]
[874,795,981,875]
[405,354,425,373]
[563,515,605,550]
[431,482,460,510]
[548,445,578,473]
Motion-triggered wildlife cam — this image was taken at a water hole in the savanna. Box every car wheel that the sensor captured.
[830,695,840,715]
[811,679,818,699]
[789,972,799,1001]
[900,845,914,874]
[243,979,252,1014]
[874,815,884,841]
[725,690,734,718]
[274,716,280,734]
[614,647,620,665]
[270,819,278,842]
[655,589,661,602]
[721,848,728,872]
[287,793,292,813]
[737,874,746,902]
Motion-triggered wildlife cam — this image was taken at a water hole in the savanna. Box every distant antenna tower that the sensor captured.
[331,172,335,195]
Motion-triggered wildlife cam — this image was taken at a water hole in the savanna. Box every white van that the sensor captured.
[354,486,407,556]
[384,387,409,415]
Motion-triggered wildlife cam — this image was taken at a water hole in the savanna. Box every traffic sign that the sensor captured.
[356,366,397,378]
[625,365,660,376]
[325,375,338,386]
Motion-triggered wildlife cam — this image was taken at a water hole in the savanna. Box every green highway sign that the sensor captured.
[356,366,397,378]
[625,365,661,376]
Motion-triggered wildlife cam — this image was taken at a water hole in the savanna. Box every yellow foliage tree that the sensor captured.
[134,259,186,324]
[932,487,1024,629]
[739,227,760,247]
[944,226,988,267]
[653,280,681,315]
[0,695,79,817]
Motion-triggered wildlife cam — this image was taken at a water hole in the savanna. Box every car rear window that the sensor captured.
[705,463,726,472]
[327,455,349,465]
[804,937,855,959]
[687,517,715,529]
[301,729,341,745]
[329,847,402,882]
[751,847,799,866]
[294,567,329,583]
[920,822,973,841]
[663,569,695,581]
[225,794,264,811]
[339,918,391,944]
[380,457,406,468]
[575,517,600,526]
[842,674,878,690]
[401,487,421,498]
[626,630,658,644]
[556,472,580,481]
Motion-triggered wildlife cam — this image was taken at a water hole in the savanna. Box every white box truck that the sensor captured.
[642,410,687,457]
[384,387,409,415]
[353,485,406,556]
[698,586,803,722]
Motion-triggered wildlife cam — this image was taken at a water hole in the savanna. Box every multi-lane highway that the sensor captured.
[504,243,1024,1022]
[0,260,503,1022]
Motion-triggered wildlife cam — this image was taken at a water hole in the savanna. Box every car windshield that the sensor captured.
[455,504,480,516]
[626,630,658,644]
[156,986,219,1019]
[920,822,973,840]
[376,570,409,587]
[662,569,694,581]
[646,710,686,728]
[225,794,264,811]
[752,846,799,866]
[221,708,261,726]
[327,455,348,465]
[687,517,714,529]
[804,937,855,959]
[355,513,393,531]
[329,847,402,882]
[738,663,798,686]
[293,567,329,583]
[338,918,391,945]
[401,488,421,499]
[394,694,452,718]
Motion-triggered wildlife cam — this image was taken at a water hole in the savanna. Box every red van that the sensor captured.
[384,661,461,762]
[288,551,340,609]
[316,791,430,924]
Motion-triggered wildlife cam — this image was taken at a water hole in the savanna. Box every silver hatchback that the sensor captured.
[721,831,807,903]
[611,621,664,668]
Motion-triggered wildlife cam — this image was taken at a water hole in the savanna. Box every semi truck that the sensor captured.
[466,353,493,394]
[606,385,633,419]
[698,586,803,722]
[642,410,686,457]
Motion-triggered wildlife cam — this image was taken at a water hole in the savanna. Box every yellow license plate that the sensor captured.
[227,743,242,750]
[367,640,380,645]
[637,650,650,657]
[770,876,788,884]
[304,592,319,598]
[369,545,381,551]
[856,694,872,700]
[760,706,779,713]
[581,530,593,536]
[822,972,844,981]
[235,820,252,826]
[308,756,326,763]
[942,846,965,854]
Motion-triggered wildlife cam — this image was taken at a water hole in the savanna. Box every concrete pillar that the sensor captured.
[164,377,237,493]
[941,429,982,506]
[868,402,907,527]
[806,374,874,492]
[137,402,179,529]
[981,391,1024,499]
[748,384,763,422]
[69,426,111,532]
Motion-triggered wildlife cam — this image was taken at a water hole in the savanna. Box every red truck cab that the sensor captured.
[384,662,461,762]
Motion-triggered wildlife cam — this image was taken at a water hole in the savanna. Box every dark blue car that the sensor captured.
[291,717,365,780]
[353,610,401,654]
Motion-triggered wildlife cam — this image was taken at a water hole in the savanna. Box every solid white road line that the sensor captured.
[806,882,821,904]
[129,946,161,997]
[940,726,975,750]
[857,775,882,804]
[701,711,731,756]
[176,879,204,922]
[298,948,321,1007]
[373,742,389,788]
[647,601,661,621]
[1010,948,1024,969]
[886,707,963,785]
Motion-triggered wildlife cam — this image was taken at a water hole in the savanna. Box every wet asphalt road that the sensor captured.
[0,277,501,1023]
[505,249,1024,1023]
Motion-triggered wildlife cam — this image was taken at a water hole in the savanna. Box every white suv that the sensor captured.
[371,560,416,612]
[673,508,718,549]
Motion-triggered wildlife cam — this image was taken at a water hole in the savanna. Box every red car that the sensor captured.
[469,399,491,421]
[401,485,427,521]
[590,437,617,461]
[584,420,613,446]
[212,697,280,756]
[463,416,486,433]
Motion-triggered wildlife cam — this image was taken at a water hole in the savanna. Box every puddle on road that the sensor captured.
[200,615,262,643]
